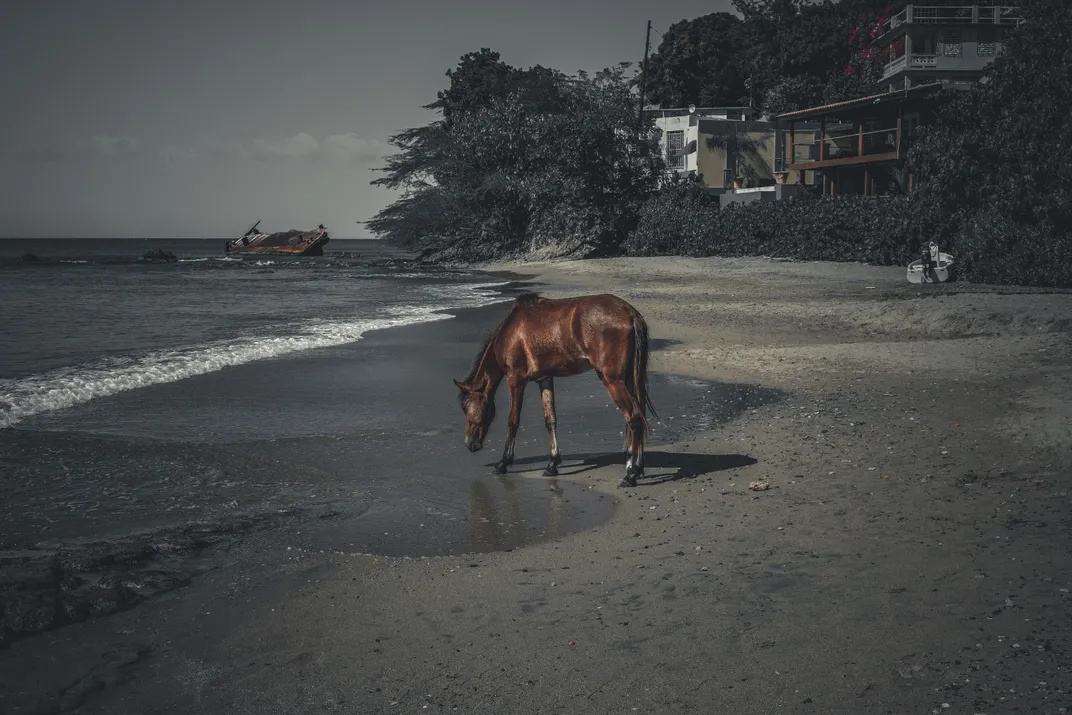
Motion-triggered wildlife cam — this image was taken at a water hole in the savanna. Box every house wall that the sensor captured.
[695,122,777,187]
[654,115,700,174]
[695,120,815,188]
[655,110,762,183]
[655,115,819,188]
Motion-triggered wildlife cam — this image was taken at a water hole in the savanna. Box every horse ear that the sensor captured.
[453,379,469,391]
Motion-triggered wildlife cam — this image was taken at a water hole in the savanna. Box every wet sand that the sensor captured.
[3,258,1072,714]
[1,281,769,713]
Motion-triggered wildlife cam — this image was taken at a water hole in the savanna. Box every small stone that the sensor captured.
[748,480,770,492]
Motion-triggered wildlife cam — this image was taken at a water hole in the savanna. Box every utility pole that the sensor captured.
[636,20,652,134]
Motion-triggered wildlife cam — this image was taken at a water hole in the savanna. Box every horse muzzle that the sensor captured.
[466,435,483,453]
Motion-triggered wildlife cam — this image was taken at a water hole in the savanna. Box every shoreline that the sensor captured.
[4,255,1071,714]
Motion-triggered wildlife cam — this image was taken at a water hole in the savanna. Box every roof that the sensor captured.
[645,106,754,118]
[775,83,943,121]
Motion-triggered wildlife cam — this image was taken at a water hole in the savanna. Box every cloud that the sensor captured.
[236,132,388,163]
[159,145,201,162]
[8,133,390,165]
[323,133,392,163]
[247,132,321,160]
[77,136,140,155]
[3,145,67,162]
[4,135,141,162]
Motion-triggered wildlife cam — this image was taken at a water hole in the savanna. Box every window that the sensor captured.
[666,130,685,170]
[913,33,937,55]
[942,32,962,57]
[977,27,998,56]
[905,113,920,138]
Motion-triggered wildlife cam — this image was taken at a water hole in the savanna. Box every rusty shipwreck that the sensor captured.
[225,221,330,256]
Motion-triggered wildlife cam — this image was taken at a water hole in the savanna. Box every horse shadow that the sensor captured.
[502,451,756,486]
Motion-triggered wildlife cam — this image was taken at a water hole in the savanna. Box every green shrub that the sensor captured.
[953,210,1072,287]
[625,192,918,266]
[623,176,721,257]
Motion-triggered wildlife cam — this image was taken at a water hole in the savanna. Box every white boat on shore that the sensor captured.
[907,243,955,284]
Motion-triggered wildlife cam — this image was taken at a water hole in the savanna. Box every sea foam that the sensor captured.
[0,282,509,429]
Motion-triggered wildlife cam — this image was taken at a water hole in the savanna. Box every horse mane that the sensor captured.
[514,292,541,307]
[459,293,540,393]
[462,330,497,387]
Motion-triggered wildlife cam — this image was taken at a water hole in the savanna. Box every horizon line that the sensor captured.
[0,236,380,240]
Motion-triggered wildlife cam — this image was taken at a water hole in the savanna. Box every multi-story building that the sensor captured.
[875,4,1022,92]
[774,4,1025,197]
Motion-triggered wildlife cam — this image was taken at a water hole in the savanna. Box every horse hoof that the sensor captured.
[543,466,559,477]
[619,475,637,488]
[493,464,508,475]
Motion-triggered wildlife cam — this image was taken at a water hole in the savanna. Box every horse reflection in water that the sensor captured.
[467,477,566,551]
[455,293,658,488]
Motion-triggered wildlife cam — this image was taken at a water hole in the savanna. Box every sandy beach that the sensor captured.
[4,256,1072,714]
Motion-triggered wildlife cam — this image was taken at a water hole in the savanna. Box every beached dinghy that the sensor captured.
[907,242,955,284]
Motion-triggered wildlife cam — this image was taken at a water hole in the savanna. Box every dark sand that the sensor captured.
[3,258,1072,714]
[1,289,771,714]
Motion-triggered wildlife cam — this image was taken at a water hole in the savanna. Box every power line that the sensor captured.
[636,20,652,132]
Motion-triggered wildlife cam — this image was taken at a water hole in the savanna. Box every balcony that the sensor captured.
[787,121,901,172]
[881,49,981,80]
[876,5,1023,42]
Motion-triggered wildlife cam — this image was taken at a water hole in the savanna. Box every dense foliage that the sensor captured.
[907,0,1072,286]
[643,0,895,116]
[368,51,662,260]
[625,192,916,266]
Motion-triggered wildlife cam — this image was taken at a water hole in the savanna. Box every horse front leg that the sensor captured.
[494,378,525,474]
[537,377,563,476]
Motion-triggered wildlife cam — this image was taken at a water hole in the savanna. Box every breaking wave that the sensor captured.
[0,282,510,429]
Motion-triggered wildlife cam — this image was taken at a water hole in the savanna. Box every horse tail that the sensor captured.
[629,311,659,433]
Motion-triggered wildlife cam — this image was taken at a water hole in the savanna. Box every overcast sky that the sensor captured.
[0,0,732,238]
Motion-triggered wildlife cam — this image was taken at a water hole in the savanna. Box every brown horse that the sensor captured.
[454,293,658,488]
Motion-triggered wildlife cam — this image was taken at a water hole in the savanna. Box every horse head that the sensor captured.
[454,378,496,452]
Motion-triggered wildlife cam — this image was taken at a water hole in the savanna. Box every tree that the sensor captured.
[822,3,894,104]
[642,1,898,116]
[740,0,894,114]
[643,13,749,108]
[369,55,663,259]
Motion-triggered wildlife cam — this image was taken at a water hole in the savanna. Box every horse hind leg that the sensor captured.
[538,378,563,477]
[601,378,645,488]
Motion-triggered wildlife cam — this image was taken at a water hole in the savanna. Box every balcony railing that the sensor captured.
[876,5,1022,39]
[885,55,908,75]
[887,6,909,32]
[880,50,962,79]
[977,5,1022,24]
[787,124,900,169]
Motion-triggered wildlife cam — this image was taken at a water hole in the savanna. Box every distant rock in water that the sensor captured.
[21,253,40,262]
[139,248,177,263]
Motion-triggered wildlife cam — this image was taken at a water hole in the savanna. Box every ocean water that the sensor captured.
[0,238,508,429]
[0,236,774,563]
[0,238,630,562]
